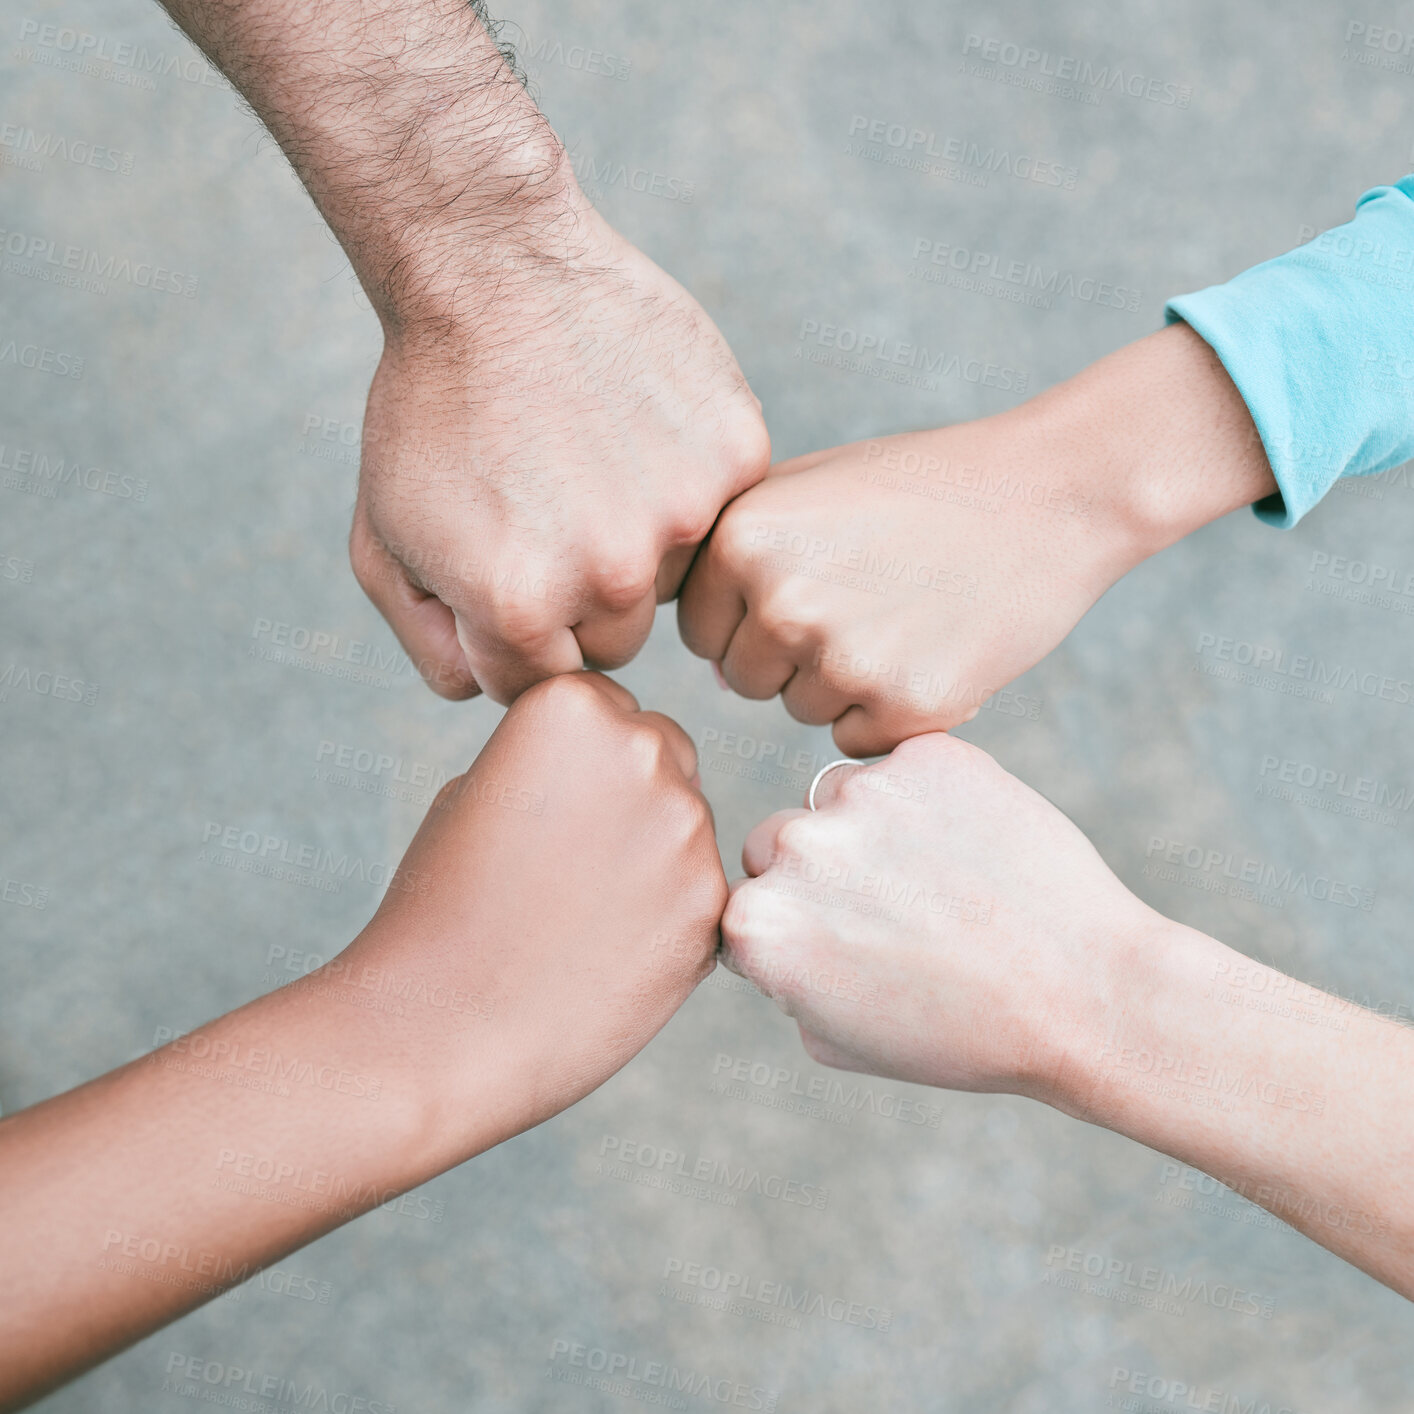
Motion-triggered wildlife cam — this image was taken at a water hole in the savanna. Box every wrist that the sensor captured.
[369,141,601,344]
[1034,909,1224,1125]
[1027,322,1278,571]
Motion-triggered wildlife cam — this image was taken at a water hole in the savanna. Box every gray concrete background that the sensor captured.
[4,0,1414,1408]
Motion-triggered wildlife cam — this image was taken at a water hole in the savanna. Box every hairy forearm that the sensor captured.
[156,0,584,330]
[0,958,451,1409]
[1059,919,1414,1297]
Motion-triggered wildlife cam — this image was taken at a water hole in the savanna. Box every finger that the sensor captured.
[742,807,810,877]
[806,761,866,811]
[780,666,856,727]
[720,613,799,701]
[677,536,748,661]
[564,670,641,714]
[572,589,659,670]
[454,613,585,707]
[634,710,700,782]
[352,528,480,700]
[656,543,699,602]
[832,704,925,759]
[799,1026,868,1072]
[716,876,755,975]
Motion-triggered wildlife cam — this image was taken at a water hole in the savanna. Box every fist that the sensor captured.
[679,424,1132,755]
[721,734,1155,1103]
[347,672,728,1153]
[350,211,769,706]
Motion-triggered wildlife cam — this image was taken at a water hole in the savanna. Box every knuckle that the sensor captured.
[348,522,382,591]
[712,500,766,569]
[754,582,817,648]
[622,721,671,778]
[722,411,772,482]
[521,670,608,724]
[483,590,557,646]
[669,496,722,549]
[587,545,659,611]
[772,813,824,865]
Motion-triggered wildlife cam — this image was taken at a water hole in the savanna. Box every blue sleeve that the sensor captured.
[1164,176,1414,527]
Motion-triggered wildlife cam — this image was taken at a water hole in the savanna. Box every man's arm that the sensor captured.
[0,675,726,1409]
[157,0,770,701]
[721,738,1414,1297]
[158,0,566,331]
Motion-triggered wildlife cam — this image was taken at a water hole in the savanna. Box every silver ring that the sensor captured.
[808,758,864,811]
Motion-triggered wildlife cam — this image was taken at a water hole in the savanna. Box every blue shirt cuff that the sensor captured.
[1164,176,1414,527]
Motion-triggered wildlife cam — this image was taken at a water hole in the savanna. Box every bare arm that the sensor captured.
[154,0,769,701]
[722,739,1414,1298]
[0,675,725,1409]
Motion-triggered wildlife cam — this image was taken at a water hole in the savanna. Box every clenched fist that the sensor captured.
[680,324,1278,755]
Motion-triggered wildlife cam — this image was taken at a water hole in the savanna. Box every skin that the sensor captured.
[680,321,1279,755]
[722,737,1414,1299]
[0,674,727,1411]
[157,0,771,703]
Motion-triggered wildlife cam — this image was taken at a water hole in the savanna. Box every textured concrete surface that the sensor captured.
[5,0,1414,1409]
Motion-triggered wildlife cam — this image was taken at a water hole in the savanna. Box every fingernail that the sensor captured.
[711,661,729,691]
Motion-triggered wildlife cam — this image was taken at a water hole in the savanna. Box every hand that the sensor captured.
[679,324,1276,755]
[0,672,727,1403]
[342,670,728,1157]
[722,735,1414,1300]
[351,198,771,704]
[720,733,1155,1101]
